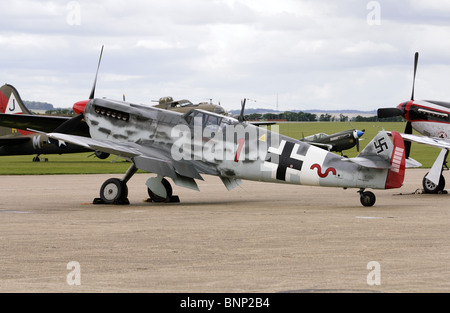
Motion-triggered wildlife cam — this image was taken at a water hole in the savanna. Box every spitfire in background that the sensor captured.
[299,127,365,156]
[378,52,450,194]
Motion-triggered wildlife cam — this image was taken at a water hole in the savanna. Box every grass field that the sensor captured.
[0,121,441,175]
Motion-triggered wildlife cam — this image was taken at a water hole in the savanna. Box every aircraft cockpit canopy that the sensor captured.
[184,110,233,129]
[304,133,328,141]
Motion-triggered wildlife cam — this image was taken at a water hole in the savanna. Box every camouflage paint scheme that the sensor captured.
[46,96,407,207]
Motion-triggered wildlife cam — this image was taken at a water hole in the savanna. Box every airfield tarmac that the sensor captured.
[0,168,448,293]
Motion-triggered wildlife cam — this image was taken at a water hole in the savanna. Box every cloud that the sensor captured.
[0,0,449,111]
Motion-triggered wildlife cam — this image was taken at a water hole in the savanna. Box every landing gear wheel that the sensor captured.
[99,178,129,204]
[422,173,445,194]
[32,156,40,162]
[147,178,173,202]
[360,191,376,207]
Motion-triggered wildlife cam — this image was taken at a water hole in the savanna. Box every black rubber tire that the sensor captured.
[100,178,128,204]
[360,191,376,207]
[422,173,445,194]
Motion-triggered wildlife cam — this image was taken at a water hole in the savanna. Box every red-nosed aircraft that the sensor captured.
[0,84,93,161]
[378,52,450,193]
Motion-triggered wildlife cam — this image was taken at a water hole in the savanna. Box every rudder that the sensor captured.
[385,131,406,189]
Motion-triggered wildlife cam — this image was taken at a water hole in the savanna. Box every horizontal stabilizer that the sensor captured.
[345,156,390,169]
[405,157,422,168]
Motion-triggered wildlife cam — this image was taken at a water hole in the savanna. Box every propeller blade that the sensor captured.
[377,108,403,118]
[411,52,419,101]
[405,121,412,134]
[356,138,360,152]
[53,113,84,134]
[238,98,246,122]
[404,121,412,159]
[89,45,104,100]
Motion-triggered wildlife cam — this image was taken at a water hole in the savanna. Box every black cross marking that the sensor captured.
[266,141,304,181]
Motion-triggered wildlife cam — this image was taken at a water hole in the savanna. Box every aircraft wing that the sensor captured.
[388,132,450,150]
[249,121,277,127]
[0,114,90,137]
[0,136,30,146]
[45,132,218,190]
[307,142,333,151]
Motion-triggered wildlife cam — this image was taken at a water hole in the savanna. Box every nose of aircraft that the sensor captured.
[356,129,365,138]
[73,99,89,115]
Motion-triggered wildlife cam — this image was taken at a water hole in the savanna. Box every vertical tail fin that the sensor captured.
[0,84,34,136]
[385,131,406,189]
[351,130,406,190]
[0,84,32,115]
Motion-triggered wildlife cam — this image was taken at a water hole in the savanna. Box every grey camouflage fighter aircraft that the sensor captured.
[27,46,411,207]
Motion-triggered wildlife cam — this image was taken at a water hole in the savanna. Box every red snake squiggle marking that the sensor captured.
[310,164,337,178]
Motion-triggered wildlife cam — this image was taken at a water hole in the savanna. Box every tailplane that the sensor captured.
[0,84,32,115]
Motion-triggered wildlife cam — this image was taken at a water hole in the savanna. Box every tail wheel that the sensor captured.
[100,178,128,204]
[148,178,172,202]
[360,191,376,207]
[422,173,445,194]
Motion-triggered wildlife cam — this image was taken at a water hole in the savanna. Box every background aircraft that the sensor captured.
[152,96,227,115]
[74,96,227,116]
[0,84,92,161]
[378,52,450,193]
[299,128,365,155]
[34,46,410,207]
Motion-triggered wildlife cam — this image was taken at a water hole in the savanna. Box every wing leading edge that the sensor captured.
[44,132,212,191]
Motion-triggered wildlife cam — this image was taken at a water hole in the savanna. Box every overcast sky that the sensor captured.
[1,0,449,112]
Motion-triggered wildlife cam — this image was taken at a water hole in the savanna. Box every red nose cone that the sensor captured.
[73,99,89,115]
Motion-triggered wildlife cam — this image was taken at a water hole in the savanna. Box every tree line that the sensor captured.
[245,111,403,122]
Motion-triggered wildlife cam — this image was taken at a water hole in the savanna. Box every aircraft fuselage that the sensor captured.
[84,98,398,191]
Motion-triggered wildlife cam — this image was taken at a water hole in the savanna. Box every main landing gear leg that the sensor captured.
[94,164,138,205]
[358,189,376,207]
